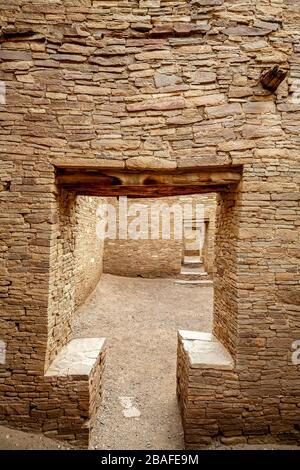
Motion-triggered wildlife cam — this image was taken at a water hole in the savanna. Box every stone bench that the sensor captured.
[178,330,234,370]
[177,329,237,448]
[43,337,106,447]
[45,337,106,377]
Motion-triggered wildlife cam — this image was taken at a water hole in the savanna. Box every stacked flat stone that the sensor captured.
[0,0,299,448]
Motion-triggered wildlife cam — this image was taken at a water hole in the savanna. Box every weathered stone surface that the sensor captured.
[0,50,32,61]
[127,97,186,112]
[206,103,243,119]
[173,45,212,55]
[45,338,106,377]
[74,85,111,95]
[192,70,217,84]
[140,0,160,7]
[52,159,125,169]
[192,0,223,5]
[243,101,276,114]
[125,156,176,170]
[58,44,95,55]
[223,26,272,36]
[90,56,128,66]
[242,124,282,138]
[135,51,172,61]
[229,86,253,98]
[176,154,231,167]
[277,291,300,306]
[1,0,299,452]
[187,93,226,108]
[51,54,86,62]
[154,73,181,88]
[218,140,256,152]
[179,330,234,370]
[1,60,32,70]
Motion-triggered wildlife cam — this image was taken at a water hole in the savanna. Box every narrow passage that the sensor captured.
[73,274,213,450]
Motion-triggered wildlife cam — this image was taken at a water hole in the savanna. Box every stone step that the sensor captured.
[183,255,203,265]
[179,262,211,280]
[174,279,213,287]
[182,262,202,269]
[180,266,206,275]
[183,249,201,257]
[184,243,201,251]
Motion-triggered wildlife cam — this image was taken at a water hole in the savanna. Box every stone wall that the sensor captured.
[46,191,104,367]
[74,196,104,308]
[0,0,299,448]
[103,194,216,278]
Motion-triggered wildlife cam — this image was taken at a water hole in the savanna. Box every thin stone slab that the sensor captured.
[45,337,106,377]
[179,330,212,341]
[174,279,213,286]
[179,330,234,370]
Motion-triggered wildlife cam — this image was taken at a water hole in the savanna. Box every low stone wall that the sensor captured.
[27,338,106,448]
[103,196,183,278]
[177,330,300,448]
[103,194,216,278]
[104,238,182,278]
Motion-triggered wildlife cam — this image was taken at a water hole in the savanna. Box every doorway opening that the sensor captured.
[71,193,217,449]
[46,162,242,448]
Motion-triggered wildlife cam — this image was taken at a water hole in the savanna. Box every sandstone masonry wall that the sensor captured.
[103,194,216,278]
[74,196,104,308]
[0,0,299,448]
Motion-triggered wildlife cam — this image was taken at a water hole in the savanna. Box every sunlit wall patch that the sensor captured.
[292,340,300,365]
[0,340,6,364]
[0,81,6,105]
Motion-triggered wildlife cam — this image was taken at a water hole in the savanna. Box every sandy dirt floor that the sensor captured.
[0,425,70,450]
[73,274,213,450]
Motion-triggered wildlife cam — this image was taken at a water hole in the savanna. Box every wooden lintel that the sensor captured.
[57,167,241,184]
[56,166,242,197]
[60,184,234,198]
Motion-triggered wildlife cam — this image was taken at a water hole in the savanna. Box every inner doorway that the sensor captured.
[72,271,213,449]
[71,191,216,449]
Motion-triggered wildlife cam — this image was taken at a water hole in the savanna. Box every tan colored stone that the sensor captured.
[126,97,186,112]
[125,156,177,170]
[243,101,276,114]
[242,125,282,139]
[52,159,125,169]
[173,45,212,54]
[135,51,172,61]
[154,73,181,88]
[187,94,226,108]
[177,154,231,168]
[218,140,256,151]
[74,85,111,95]
[206,103,243,119]
[192,70,217,84]
[229,86,253,98]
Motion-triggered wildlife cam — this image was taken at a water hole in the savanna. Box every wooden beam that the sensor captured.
[260,65,288,93]
[56,166,242,197]
[60,184,233,198]
[57,168,242,184]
